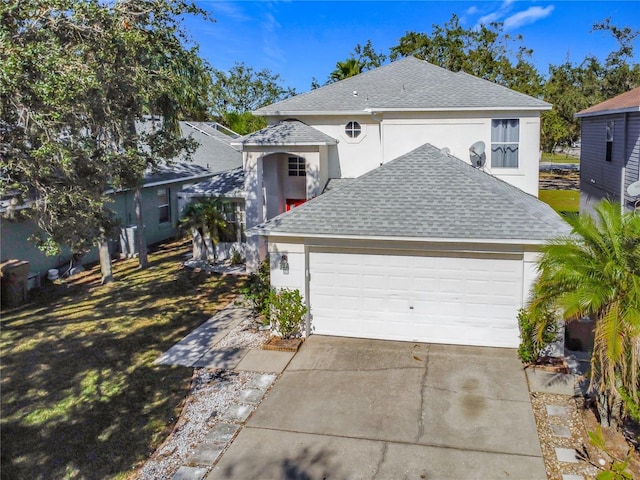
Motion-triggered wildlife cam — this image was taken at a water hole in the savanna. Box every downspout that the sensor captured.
[304,243,311,338]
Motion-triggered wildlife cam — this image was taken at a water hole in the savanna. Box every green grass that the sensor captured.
[0,240,245,479]
[541,152,580,164]
[539,189,580,214]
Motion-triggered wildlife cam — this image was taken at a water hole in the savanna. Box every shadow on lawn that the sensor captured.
[0,241,245,479]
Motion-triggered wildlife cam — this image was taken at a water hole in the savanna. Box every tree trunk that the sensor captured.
[597,390,624,429]
[134,188,148,268]
[192,227,206,260]
[98,229,113,284]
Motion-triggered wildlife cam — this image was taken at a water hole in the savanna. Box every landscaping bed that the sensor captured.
[0,240,245,479]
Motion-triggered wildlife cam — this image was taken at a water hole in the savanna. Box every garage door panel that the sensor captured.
[309,251,523,348]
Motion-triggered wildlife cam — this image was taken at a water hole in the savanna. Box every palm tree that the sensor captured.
[329,58,364,83]
[528,200,640,427]
[179,198,231,262]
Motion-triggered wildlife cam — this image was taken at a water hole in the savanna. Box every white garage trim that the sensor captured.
[308,248,524,348]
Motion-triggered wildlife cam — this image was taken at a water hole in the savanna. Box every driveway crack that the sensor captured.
[416,345,430,442]
[371,442,388,479]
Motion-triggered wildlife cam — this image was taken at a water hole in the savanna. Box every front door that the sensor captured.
[286,199,306,211]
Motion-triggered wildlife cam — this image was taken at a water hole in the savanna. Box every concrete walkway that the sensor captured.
[207,336,547,479]
[154,303,295,373]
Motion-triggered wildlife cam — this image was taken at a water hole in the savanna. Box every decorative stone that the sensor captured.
[551,424,572,438]
[238,388,264,405]
[171,466,208,480]
[246,373,277,391]
[204,422,240,444]
[546,405,571,416]
[562,475,585,480]
[220,403,253,423]
[555,447,579,463]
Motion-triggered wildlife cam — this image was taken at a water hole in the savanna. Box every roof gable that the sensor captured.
[255,57,551,116]
[576,87,640,117]
[234,119,337,146]
[253,143,569,243]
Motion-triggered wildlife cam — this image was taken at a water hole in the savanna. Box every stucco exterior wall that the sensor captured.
[275,111,541,197]
[267,235,542,315]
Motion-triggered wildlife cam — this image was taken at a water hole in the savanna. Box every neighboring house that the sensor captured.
[1,162,214,275]
[254,143,570,348]
[177,167,246,260]
[1,120,242,277]
[236,57,551,268]
[575,87,640,214]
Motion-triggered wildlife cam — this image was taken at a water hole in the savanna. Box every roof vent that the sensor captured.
[353,90,358,97]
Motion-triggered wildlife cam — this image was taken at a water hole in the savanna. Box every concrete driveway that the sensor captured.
[207,336,546,479]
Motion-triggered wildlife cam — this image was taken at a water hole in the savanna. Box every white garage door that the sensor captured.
[309,250,524,348]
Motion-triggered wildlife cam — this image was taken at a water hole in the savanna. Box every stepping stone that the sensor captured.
[551,424,572,438]
[220,403,253,423]
[235,349,295,373]
[172,466,208,480]
[204,422,240,444]
[192,347,249,369]
[562,475,585,480]
[546,404,571,416]
[555,447,579,463]
[246,373,276,391]
[238,388,264,405]
[187,443,225,467]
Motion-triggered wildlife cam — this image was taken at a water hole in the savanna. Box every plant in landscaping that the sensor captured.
[268,288,307,339]
[240,259,271,323]
[517,308,559,364]
[528,200,640,428]
[588,426,635,479]
[229,248,244,266]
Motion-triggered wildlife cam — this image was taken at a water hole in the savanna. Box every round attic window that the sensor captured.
[345,121,362,138]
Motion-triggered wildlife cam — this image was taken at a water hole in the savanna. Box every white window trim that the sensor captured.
[158,188,171,224]
[342,120,367,144]
[288,156,306,177]
[490,119,520,170]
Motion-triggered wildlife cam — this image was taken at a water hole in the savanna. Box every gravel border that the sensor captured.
[136,315,269,479]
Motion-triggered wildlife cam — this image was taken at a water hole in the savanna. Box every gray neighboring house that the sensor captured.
[255,143,570,348]
[1,121,242,279]
[576,87,640,214]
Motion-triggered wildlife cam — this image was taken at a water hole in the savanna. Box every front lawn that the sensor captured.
[541,152,580,164]
[0,240,244,479]
[539,189,580,214]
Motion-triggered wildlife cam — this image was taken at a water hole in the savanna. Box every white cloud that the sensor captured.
[503,5,555,30]
[474,0,514,27]
[209,2,250,22]
[466,6,479,15]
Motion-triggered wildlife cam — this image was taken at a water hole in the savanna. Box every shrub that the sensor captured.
[229,248,244,265]
[517,308,558,364]
[240,259,271,324]
[268,288,307,339]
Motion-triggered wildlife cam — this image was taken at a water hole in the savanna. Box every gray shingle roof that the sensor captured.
[255,57,550,115]
[179,122,242,173]
[178,167,245,199]
[234,119,337,146]
[143,162,212,186]
[253,143,570,243]
[323,178,355,193]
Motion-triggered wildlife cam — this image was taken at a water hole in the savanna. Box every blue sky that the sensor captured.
[187,1,640,93]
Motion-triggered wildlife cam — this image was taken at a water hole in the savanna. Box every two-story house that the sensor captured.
[234,57,570,348]
[576,87,640,215]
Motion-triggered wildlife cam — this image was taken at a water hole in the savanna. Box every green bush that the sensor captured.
[268,288,307,339]
[229,248,244,265]
[517,308,558,364]
[240,259,271,324]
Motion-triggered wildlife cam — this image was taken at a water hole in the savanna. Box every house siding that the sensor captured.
[580,113,625,214]
[623,113,640,209]
[1,177,206,278]
[580,112,640,213]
